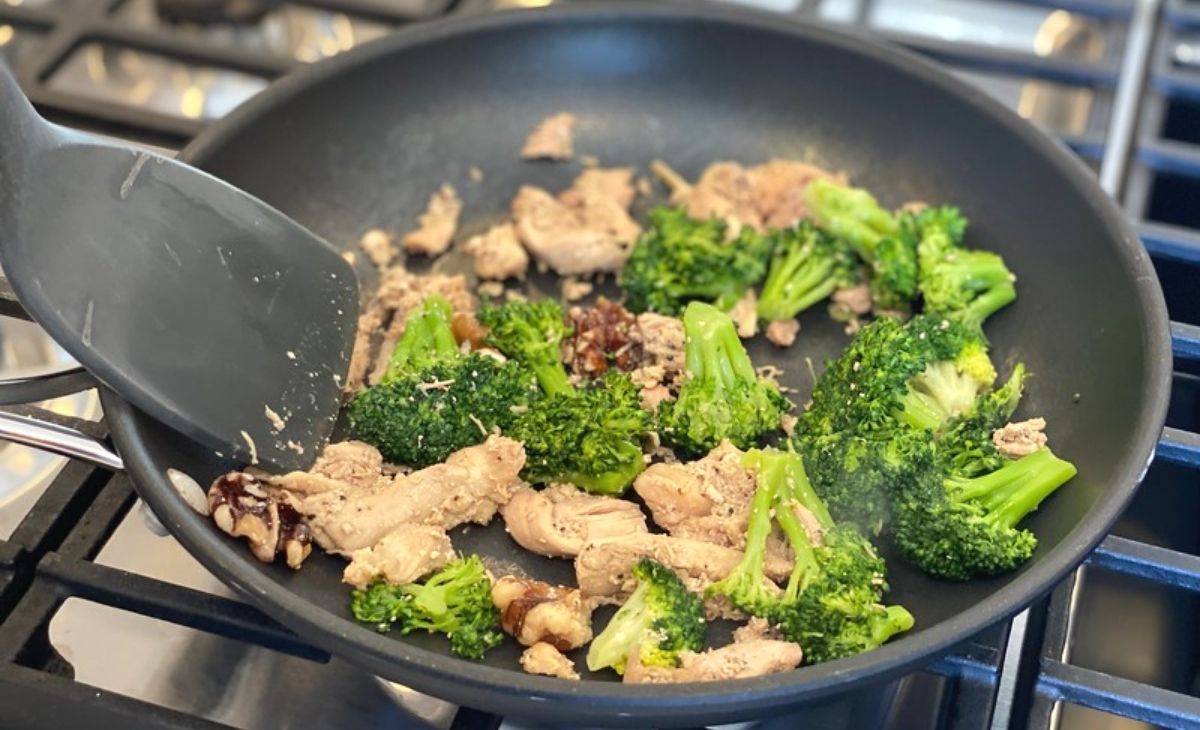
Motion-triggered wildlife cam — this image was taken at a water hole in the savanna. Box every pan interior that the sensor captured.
[116,5,1163,706]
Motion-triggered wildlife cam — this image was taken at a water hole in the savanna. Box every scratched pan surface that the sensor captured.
[106,3,1172,726]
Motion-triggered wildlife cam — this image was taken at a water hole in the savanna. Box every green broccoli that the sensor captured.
[350,555,504,660]
[706,448,914,664]
[805,178,899,257]
[892,446,1077,580]
[937,364,1027,477]
[756,223,859,322]
[347,295,540,467]
[586,558,706,675]
[657,301,790,455]
[911,206,1016,330]
[480,300,650,494]
[620,207,772,316]
[508,371,651,495]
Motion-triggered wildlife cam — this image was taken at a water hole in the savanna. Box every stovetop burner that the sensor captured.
[0,1,1198,729]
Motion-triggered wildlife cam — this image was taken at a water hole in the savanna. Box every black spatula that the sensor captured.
[0,64,358,472]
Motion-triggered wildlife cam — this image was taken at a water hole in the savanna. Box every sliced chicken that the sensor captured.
[464,222,529,281]
[492,575,594,650]
[749,160,841,229]
[831,284,872,315]
[520,642,580,680]
[402,184,461,257]
[993,417,1048,458]
[728,289,758,339]
[344,302,385,396]
[623,640,802,684]
[342,525,453,589]
[765,319,800,348]
[629,312,686,391]
[521,112,576,161]
[502,484,648,558]
[311,440,385,491]
[289,435,525,553]
[574,533,790,613]
[511,168,640,277]
[669,162,763,236]
[732,616,780,643]
[358,229,396,268]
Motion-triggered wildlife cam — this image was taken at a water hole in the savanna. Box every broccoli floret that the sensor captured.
[911,206,1016,330]
[937,364,1027,477]
[509,371,651,494]
[805,179,899,258]
[620,207,772,316]
[756,223,859,322]
[657,301,790,455]
[350,555,504,660]
[478,298,572,396]
[347,295,541,467]
[868,232,920,313]
[893,446,1077,580]
[799,314,996,440]
[586,558,706,675]
[707,448,914,664]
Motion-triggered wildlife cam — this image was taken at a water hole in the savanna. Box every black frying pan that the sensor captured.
[97,2,1171,726]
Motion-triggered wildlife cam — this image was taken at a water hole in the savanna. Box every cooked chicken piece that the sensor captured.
[502,484,648,558]
[728,289,758,339]
[368,269,476,386]
[311,440,385,491]
[898,200,928,214]
[575,533,789,609]
[623,640,802,684]
[632,312,685,386]
[640,384,672,411]
[208,472,312,568]
[342,525,453,589]
[732,616,780,643]
[520,642,580,680]
[512,168,640,276]
[402,184,462,257]
[749,160,841,229]
[521,112,576,161]
[561,277,593,302]
[344,303,385,396]
[464,222,529,281]
[671,162,763,236]
[492,575,594,650]
[633,441,757,549]
[295,435,525,553]
[358,228,396,268]
[780,413,798,438]
[993,417,1048,458]
[831,284,873,315]
[765,319,800,347]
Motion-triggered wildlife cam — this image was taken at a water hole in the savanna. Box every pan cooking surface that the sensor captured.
[106,4,1171,725]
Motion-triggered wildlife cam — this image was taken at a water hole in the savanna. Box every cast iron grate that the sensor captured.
[0,0,1197,729]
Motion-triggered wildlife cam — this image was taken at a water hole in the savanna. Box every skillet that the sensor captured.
[81,2,1172,726]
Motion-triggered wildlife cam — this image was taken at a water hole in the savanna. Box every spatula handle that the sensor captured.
[0,408,123,471]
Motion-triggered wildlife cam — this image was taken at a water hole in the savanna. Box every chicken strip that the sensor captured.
[402,184,461,257]
[521,112,576,161]
[511,168,640,276]
[728,289,758,339]
[623,640,802,684]
[749,159,841,229]
[993,417,1048,458]
[670,162,763,236]
[492,575,594,650]
[342,525,453,589]
[502,484,648,558]
[464,222,529,281]
[574,533,790,613]
[293,435,525,553]
[520,642,580,680]
[765,319,800,348]
[310,440,385,491]
[358,229,396,268]
[633,441,757,548]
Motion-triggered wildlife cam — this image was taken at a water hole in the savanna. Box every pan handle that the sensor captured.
[0,409,123,471]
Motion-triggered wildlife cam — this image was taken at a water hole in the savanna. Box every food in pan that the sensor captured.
[203,121,1077,682]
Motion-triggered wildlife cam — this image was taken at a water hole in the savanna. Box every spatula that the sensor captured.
[0,64,359,472]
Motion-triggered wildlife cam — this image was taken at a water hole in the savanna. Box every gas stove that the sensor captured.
[0,1,1198,729]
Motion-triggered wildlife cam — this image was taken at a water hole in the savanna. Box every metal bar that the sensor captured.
[0,368,95,407]
[0,411,122,473]
[1136,138,1200,176]
[1158,427,1200,467]
[1174,321,1200,360]
[38,553,329,662]
[927,642,1000,683]
[1100,0,1163,196]
[1088,535,1200,591]
[0,664,235,730]
[1139,221,1200,264]
[1038,659,1200,729]
[989,611,1028,730]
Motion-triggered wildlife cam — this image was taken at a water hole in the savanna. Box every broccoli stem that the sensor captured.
[773,499,819,600]
[961,280,1017,330]
[685,301,758,391]
[586,580,649,673]
[757,249,840,322]
[896,391,947,431]
[870,605,916,644]
[383,295,459,383]
[533,361,573,398]
[705,451,781,614]
[947,447,1078,528]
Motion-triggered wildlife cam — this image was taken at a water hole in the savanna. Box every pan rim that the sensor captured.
[107,0,1174,721]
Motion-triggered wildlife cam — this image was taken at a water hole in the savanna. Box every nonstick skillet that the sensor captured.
[46,2,1171,726]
